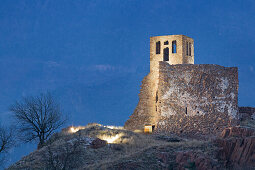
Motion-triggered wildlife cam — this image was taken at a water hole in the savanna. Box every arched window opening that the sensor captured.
[163,47,169,61]
[156,41,160,54]
[189,42,191,56]
[164,41,169,45]
[172,40,177,53]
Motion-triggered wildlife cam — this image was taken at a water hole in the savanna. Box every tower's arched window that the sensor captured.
[172,40,177,53]
[163,47,169,61]
[156,41,160,54]
[189,42,191,56]
[164,41,169,45]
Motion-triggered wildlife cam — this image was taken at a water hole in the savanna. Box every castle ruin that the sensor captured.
[124,35,239,135]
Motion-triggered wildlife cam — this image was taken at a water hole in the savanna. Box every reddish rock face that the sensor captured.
[215,126,255,169]
[175,151,217,170]
[221,126,255,138]
[91,138,107,149]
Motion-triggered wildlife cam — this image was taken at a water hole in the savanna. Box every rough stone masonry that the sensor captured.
[125,35,239,135]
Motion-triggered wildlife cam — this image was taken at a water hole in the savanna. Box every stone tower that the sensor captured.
[150,35,194,72]
[125,34,238,136]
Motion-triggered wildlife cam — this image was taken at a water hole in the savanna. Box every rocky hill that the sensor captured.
[8,122,255,170]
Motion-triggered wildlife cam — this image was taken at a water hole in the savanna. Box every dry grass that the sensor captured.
[8,124,215,170]
[84,139,210,170]
[83,130,209,170]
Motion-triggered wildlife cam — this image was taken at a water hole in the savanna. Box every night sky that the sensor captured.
[0,0,255,166]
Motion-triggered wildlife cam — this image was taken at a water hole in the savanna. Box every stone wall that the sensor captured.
[124,71,159,130]
[238,107,255,120]
[125,62,239,135]
[156,62,239,135]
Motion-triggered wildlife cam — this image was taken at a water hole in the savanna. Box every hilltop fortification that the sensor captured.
[125,35,239,135]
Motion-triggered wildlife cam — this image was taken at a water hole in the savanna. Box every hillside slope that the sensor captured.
[8,123,255,170]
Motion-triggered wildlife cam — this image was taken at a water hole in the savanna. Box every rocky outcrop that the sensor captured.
[215,126,255,169]
[91,138,107,149]
[221,126,255,138]
[176,151,218,170]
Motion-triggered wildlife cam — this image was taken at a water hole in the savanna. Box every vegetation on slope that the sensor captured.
[8,123,222,170]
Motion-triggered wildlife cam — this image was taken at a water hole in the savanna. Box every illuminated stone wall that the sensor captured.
[125,62,239,135]
[155,62,238,135]
[124,71,159,131]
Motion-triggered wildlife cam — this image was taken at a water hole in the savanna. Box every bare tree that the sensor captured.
[0,125,15,166]
[9,92,66,149]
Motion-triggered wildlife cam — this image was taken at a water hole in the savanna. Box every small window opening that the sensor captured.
[185,107,188,115]
[163,47,169,61]
[189,42,191,56]
[164,41,169,45]
[186,42,189,56]
[172,40,177,53]
[156,91,158,103]
[156,106,157,112]
[156,41,160,54]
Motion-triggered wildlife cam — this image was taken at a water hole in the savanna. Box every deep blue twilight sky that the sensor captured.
[0,0,255,166]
